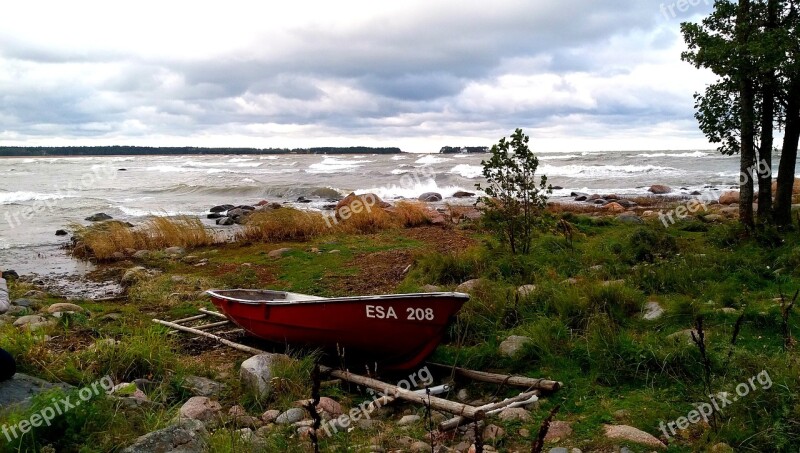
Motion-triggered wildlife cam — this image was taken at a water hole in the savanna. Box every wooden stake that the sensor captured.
[439,390,540,431]
[153,318,271,356]
[199,308,228,319]
[171,314,207,324]
[428,363,562,391]
[192,320,231,331]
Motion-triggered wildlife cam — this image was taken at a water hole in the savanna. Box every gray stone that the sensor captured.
[182,375,225,397]
[497,407,531,422]
[517,284,537,298]
[268,247,292,258]
[617,213,644,224]
[121,267,148,286]
[642,301,664,320]
[0,373,73,410]
[418,192,443,202]
[132,250,150,259]
[409,441,431,452]
[178,397,222,423]
[421,284,441,292]
[121,419,207,453]
[47,302,84,314]
[261,409,281,423]
[397,414,420,426]
[549,448,569,453]
[483,424,505,441]
[498,335,532,357]
[164,246,185,255]
[455,279,482,293]
[85,213,113,222]
[544,421,572,441]
[603,424,666,450]
[13,315,47,327]
[275,407,306,425]
[12,298,33,307]
[216,217,235,226]
[240,354,275,397]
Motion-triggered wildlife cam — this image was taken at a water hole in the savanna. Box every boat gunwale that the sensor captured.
[205,289,469,306]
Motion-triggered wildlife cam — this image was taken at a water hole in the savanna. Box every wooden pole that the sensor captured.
[198,308,228,319]
[192,320,231,331]
[428,362,562,391]
[171,313,207,324]
[153,318,271,356]
[439,390,540,431]
[322,368,484,420]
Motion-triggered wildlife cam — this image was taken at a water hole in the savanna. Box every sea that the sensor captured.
[0,150,786,294]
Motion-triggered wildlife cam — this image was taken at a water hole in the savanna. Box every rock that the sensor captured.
[421,284,441,292]
[455,279,482,293]
[12,298,33,308]
[215,217,235,226]
[13,315,47,327]
[499,335,532,357]
[616,199,638,208]
[316,396,343,417]
[574,195,588,201]
[210,204,235,213]
[296,196,312,203]
[667,329,707,345]
[719,191,740,205]
[240,354,275,397]
[617,213,643,224]
[409,441,431,452]
[702,214,725,222]
[268,247,292,258]
[517,284,537,298]
[261,409,281,423]
[55,229,68,236]
[642,301,664,320]
[47,303,84,314]
[544,421,572,441]
[710,442,735,453]
[121,267,148,286]
[275,407,306,425]
[0,373,73,409]
[604,202,626,214]
[132,250,149,259]
[548,448,569,453]
[121,419,207,453]
[2,270,19,280]
[497,407,531,422]
[452,191,476,198]
[483,424,504,441]
[179,397,222,423]
[207,212,224,219]
[85,213,113,222]
[718,307,738,314]
[164,246,185,255]
[418,192,443,202]
[602,424,666,449]
[182,375,225,397]
[335,193,391,215]
[648,185,672,194]
[456,388,470,402]
[398,414,421,426]
[311,188,343,199]
[602,279,625,287]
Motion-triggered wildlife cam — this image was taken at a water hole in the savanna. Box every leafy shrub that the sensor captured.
[626,227,678,263]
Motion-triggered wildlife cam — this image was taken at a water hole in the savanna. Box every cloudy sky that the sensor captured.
[0,0,718,152]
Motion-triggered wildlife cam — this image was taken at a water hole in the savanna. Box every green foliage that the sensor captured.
[475,128,551,254]
[626,226,679,263]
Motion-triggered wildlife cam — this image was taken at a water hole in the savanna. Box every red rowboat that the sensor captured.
[206,289,469,370]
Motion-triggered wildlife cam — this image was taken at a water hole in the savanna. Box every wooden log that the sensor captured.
[153,318,271,356]
[198,308,228,319]
[321,368,484,420]
[428,362,562,391]
[439,390,540,431]
[171,313,207,324]
[191,320,231,331]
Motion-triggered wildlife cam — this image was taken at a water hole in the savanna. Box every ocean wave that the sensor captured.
[228,158,255,163]
[539,154,581,161]
[0,191,73,204]
[306,157,372,174]
[637,151,710,158]
[415,155,451,165]
[358,180,480,200]
[391,155,408,161]
[540,164,680,178]
[449,164,483,179]
[115,206,199,217]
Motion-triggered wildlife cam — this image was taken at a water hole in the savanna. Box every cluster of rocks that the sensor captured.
[568,192,639,210]
[0,286,86,331]
[206,201,281,226]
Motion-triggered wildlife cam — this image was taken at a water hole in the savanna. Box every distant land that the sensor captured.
[0,146,402,157]
[439,146,489,154]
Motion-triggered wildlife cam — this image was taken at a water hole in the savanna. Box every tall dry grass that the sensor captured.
[72,217,215,260]
[391,201,431,227]
[238,208,328,242]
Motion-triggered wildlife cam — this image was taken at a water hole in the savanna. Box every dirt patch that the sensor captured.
[323,249,414,295]
[399,225,479,253]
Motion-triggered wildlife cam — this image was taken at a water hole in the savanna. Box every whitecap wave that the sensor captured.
[0,191,72,204]
[539,154,581,161]
[415,155,451,165]
[391,155,409,161]
[115,206,198,217]
[306,157,372,174]
[449,164,483,179]
[540,164,679,178]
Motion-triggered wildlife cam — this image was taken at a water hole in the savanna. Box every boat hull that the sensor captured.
[206,290,469,370]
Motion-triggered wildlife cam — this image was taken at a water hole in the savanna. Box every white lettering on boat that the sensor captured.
[365,305,434,321]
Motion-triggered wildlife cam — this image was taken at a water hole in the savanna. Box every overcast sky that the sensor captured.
[0,0,718,152]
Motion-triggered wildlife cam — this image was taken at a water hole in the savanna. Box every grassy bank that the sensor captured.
[1,210,799,452]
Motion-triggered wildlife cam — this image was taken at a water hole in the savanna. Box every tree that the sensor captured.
[682,0,800,228]
[475,129,550,255]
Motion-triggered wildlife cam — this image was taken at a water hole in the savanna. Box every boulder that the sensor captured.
[517,284,537,298]
[121,419,207,453]
[316,397,343,417]
[543,421,573,442]
[574,195,588,202]
[452,191,476,198]
[240,354,275,397]
[398,414,421,426]
[604,202,626,214]
[47,303,84,314]
[181,375,225,397]
[603,424,666,450]
[648,185,672,194]
[455,279,482,293]
[13,315,48,328]
[418,192,443,202]
[261,409,281,423]
[2,270,18,280]
[311,188,343,199]
[85,213,113,222]
[483,424,505,441]
[121,267,148,286]
[617,213,643,224]
[178,397,222,423]
[210,204,235,213]
[497,407,531,422]
[268,247,292,258]
[335,193,391,215]
[215,217,235,226]
[719,191,740,205]
[55,229,68,236]
[499,335,532,357]
[0,373,73,410]
[616,199,638,208]
[642,301,664,321]
[207,212,224,219]
[132,250,150,259]
[164,247,185,255]
[702,214,725,223]
[275,407,306,425]
[421,284,441,292]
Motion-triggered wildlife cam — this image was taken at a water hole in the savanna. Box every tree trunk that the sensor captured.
[757,0,779,223]
[737,0,756,228]
[774,77,800,226]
